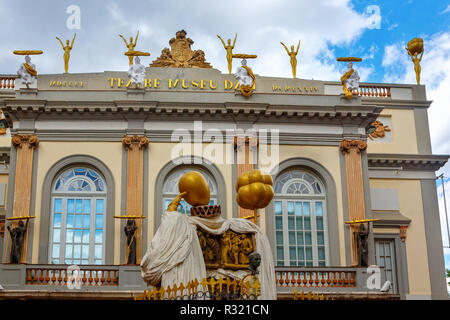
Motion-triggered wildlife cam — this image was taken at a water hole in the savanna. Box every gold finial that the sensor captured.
[280,40,301,78]
[217,33,237,74]
[56,34,76,73]
[119,30,150,66]
[406,38,424,85]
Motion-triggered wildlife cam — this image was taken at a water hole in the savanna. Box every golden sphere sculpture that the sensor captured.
[178,171,210,206]
[236,170,274,210]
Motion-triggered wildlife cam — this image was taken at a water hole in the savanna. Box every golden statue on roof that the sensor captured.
[217,33,237,74]
[119,30,150,66]
[150,30,212,68]
[406,38,424,85]
[280,40,301,78]
[56,34,76,73]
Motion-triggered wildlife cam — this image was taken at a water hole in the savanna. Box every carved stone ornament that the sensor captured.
[122,135,149,150]
[196,227,256,270]
[150,30,212,68]
[340,139,367,154]
[11,134,39,149]
[368,120,391,141]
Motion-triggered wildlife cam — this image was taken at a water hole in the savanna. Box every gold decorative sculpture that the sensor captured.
[217,33,237,74]
[406,38,424,85]
[56,34,76,73]
[178,171,210,206]
[150,30,212,68]
[119,30,150,66]
[337,57,362,99]
[280,40,301,78]
[235,170,274,224]
[196,227,256,270]
[367,120,391,140]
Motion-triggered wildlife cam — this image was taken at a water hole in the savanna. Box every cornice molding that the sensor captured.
[367,153,449,171]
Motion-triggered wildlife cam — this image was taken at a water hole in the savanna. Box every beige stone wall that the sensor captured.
[369,178,431,296]
[367,109,418,154]
[31,142,123,264]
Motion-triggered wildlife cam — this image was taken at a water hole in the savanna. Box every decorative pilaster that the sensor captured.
[234,136,258,218]
[340,139,367,265]
[122,135,149,264]
[11,134,39,263]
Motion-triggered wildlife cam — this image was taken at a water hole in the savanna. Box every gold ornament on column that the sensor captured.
[406,38,424,85]
[235,170,274,224]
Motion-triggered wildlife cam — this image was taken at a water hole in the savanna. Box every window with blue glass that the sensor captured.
[273,169,329,267]
[162,167,216,214]
[50,167,106,265]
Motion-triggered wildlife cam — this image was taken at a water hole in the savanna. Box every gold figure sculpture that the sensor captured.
[236,170,274,224]
[56,34,76,73]
[280,40,301,78]
[217,33,237,74]
[406,38,424,85]
[119,30,150,66]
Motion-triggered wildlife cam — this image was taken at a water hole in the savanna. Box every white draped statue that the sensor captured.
[343,62,360,91]
[17,55,37,87]
[141,211,277,300]
[234,59,253,87]
[127,56,146,87]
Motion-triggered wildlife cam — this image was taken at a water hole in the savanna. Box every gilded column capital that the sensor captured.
[233,136,259,152]
[11,134,39,149]
[122,135,149,151]
[340,139,367,154]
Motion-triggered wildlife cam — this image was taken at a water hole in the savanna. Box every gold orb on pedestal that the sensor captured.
[178,171,210,206]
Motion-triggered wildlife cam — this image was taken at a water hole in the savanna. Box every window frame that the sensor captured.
[48,167,107,265]
[273,168,330,267]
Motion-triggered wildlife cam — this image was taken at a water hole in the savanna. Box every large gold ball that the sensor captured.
[178,171,210,206]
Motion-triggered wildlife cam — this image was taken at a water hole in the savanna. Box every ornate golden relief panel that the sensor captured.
[150,30,212,68]
[196,227,256,270]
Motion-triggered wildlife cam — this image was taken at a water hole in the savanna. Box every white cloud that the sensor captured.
[440,5,450,14]
[0,0,373,80]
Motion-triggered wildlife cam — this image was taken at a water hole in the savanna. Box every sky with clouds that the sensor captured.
[0,0,449,276]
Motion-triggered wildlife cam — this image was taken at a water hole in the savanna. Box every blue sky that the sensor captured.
[0,0,449,277]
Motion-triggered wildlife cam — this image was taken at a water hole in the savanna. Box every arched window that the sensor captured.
[49,167,106,265]
[273,169,329,267]
[162,167,217,214]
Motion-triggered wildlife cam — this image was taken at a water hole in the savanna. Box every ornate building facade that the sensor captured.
[0,33,448,300]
